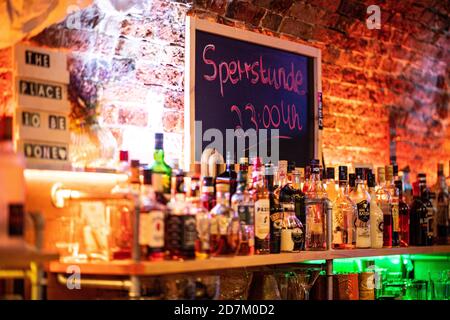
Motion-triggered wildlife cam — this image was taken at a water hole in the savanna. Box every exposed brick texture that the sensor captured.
[0,0,448,181]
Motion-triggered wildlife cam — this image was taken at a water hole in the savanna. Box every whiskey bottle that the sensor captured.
[150,133,172,202]
[351,168,371,248]
[251,161,270,254]
[210,183,235,256]
[324,167,338,203]
[332,166,356,249]
[139,169,165,261]
[419,174,436,246]
[200,176,216,211]
[368,172,383,249]
[305,159,328,251]
[216,151,237,201]
[375,167,392,247]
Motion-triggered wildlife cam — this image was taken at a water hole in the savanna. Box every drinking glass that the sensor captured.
[405,280,428,300]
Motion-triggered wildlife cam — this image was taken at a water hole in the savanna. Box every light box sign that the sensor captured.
[15,108,70,143]
[17,140,70,170]
[14,44,70,84]
[16,78,70,113]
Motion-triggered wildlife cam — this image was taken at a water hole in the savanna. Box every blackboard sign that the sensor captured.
[185,18,322,168]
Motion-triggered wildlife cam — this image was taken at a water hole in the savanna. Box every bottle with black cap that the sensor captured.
[349,167,371,248]
[0,116,25,243]
[332,166,356,249]
[140,168,165,260]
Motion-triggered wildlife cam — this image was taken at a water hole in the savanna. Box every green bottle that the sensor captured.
[150,133,172,197]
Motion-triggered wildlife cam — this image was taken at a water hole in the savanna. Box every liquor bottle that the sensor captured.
[0,116,25,243]
[395,180,410,247]
[375,167,392,247]
[324,167,338,203]
[165,168,196,260]
[419,174,436,246]
[150,133,172,200]
[349,173,356,194]
[302,165,311,193]
[304,159,328,251]
[239,157,249,174]
[332,166,356,249]
[251,161,270,254]
[402,166,413,205]
[410,181,427,246]
[216,151,237,201]
[350,168,371,248]
[231,171,255,255]
[433,164,449,245]
[130,159,141,193]
[386,165,400,247]
[291,168,306,250]
[280,202,304,252]
[270,162,286,254]
[367,172,384,249]
[118,150,130,174]
[210,183,235,256]
[200,176,216,211]
[186,189,210,260]
[139,169,165,261]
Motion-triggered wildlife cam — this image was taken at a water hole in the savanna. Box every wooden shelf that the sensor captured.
[0,244,59,269]
[48,245,450,276]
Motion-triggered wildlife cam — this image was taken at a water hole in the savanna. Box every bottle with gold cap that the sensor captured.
[376,167,392,247]
[386,165,400,247]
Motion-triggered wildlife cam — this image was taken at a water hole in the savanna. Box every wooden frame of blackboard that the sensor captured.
[184,17,322,170]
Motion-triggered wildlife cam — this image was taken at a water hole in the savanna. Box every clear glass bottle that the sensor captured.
[188,196,210,260]
[150,133,172,199]
[375,167,392,247]
[332,166,356,249]
[386,165,400,247]
[305,159,328,251]
[210,183,235,256]
[251,159,270,255]
[324,167,339,203]
[395,180,410,247]
[139,169,165,261]
[350,168,371,248]
[367,172,384,249]
[231,171,255,256]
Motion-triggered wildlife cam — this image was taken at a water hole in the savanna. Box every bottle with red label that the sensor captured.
[139,169,165,260]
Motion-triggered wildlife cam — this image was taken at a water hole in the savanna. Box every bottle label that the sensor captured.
[255,199,270,240]
[218,215,230,235]
[238,204,254,225]
[149,210,164,248]
[196,216,210,251]
[152,173,164,192]
[166,214,182,250]
[182,215,197,250]
[392,204,399,232]
[8,204,24,237]
[281,229,294,251]
[210,216,219,235]
[357,200,370,223]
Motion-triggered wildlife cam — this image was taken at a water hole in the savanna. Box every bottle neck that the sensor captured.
[338,181,348,194]
[153,148,165,163]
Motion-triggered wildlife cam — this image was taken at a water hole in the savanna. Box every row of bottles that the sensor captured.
[116,133,450,261]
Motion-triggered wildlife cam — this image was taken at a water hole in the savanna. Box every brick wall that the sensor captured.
[0,0,449,182]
